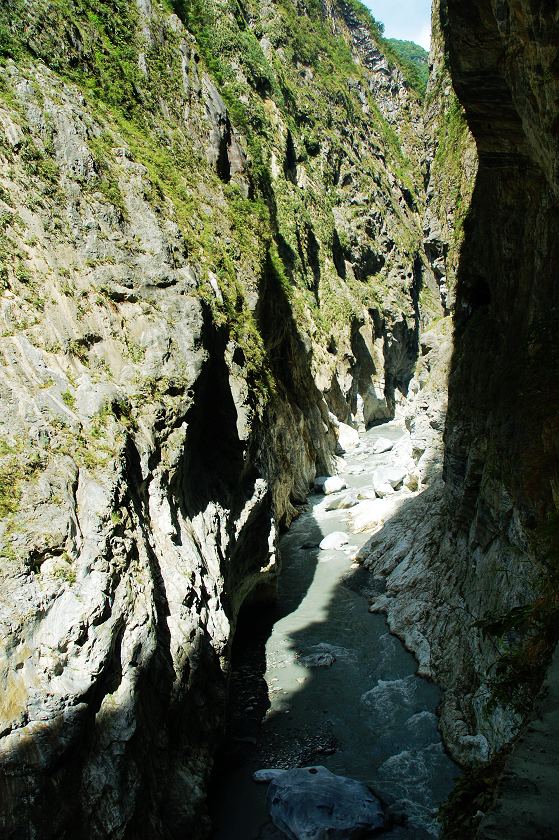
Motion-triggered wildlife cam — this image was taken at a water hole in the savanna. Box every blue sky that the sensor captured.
[364,0,432,50]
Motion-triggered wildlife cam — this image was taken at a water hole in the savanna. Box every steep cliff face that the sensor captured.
[359,0,559,783]
[5,1,554,835]
[423,0,476,313]
[0,1,433,836]
[443,0,559,747]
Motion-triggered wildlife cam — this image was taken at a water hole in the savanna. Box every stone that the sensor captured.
[314,476,348,496]
[335,422,360,455]
[372,480,394,498]
[372,466,407,497]
[349,501,385,533]
[357,487,377,501]
[301,652,336,668]
[263,766,385,840]
[372,437,394,454]
[254,769,286,783]
[349,496,408,533]
[319,532,349,551]
[324,493,359,511]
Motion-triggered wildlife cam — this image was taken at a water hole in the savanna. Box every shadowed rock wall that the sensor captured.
[358,0,559,775]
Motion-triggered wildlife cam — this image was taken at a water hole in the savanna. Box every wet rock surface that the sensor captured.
[262,765,385,840]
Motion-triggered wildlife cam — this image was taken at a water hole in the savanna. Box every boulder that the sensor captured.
[372,437,394,454]
[261,765,385,840]
[335,422,360,454]
[349,500,386,533]
[254,769,286,784]
[372,466,407,497]
[372,480,395,499]
[301,652,336,668]
[314,476,348,495]
[357,487,377,501]
[349,496,408,533]
[319,532,349,551]
[324,492,359,511]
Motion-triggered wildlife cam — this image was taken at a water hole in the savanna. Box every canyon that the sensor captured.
[0,0,557,838]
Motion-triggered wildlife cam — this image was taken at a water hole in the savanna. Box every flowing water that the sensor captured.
[211,421,459,839]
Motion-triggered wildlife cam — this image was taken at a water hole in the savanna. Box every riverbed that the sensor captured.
[211,421,459,838]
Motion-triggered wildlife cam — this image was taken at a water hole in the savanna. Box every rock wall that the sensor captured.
[358,0,559,778]
[0,1,433,836]
[423,0,476,313]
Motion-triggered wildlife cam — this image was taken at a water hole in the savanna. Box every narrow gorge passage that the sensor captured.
[211,422,459,839]
[1,0,557,837]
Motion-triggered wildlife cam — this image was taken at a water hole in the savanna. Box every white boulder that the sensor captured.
[335,421,360,454]
[319,531,349,551]
[349,496,408,533]
[314,476,348,495]
[349,500,386,533]
[324,492,359,511]
[372,437,394,454]
[372,480,395,498]
[372,466,407,497]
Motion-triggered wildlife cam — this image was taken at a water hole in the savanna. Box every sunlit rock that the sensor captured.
[319,531,349,551]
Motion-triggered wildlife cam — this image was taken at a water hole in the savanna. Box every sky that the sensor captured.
[364,0,432,51]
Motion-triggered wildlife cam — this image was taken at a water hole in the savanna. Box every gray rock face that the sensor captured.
[355,0,559,803]
[423,0,476,312]
[0,1,436,838]
[263,766,385,840]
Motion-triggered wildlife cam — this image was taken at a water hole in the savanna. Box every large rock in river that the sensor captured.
[255,765,385,839]
[336,421,360,454]
[314,476,348,495]
[319,531,349,551]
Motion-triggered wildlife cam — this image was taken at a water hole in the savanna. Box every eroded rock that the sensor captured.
[260,766,385,840]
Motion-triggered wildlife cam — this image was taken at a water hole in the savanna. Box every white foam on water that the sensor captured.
[360,674,418,726]
[403,710,440,749]
[388,796,441,838]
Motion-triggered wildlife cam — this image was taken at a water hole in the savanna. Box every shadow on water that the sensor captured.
[209,427,460,840]
[208,510,324,807]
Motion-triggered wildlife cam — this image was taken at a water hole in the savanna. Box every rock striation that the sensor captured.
[357,0,559,813]
[0,1,436,837]
[1,0,556,836]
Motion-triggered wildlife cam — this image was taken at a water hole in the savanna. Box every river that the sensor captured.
[210,420,459,838]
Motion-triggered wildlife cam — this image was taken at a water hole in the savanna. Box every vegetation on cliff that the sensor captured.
[0,0,424,380]
[0,5,434,834]
[385,38,429,96]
